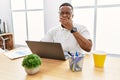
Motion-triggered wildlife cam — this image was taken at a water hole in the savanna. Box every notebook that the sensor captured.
[26,41,69,60]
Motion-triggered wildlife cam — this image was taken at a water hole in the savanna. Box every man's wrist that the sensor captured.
[71,27,77,33]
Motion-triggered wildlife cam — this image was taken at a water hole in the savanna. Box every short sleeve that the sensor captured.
[75,24,91,40]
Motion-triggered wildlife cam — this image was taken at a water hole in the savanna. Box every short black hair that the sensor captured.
[59,3,73,10]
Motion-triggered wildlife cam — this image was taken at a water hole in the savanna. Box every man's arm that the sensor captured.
[72,31,92,52]
[60,17,92,52]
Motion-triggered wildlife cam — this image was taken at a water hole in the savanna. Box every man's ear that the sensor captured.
[72,14,74,18]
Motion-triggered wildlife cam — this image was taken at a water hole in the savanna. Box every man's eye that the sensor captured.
[60,12,71,15]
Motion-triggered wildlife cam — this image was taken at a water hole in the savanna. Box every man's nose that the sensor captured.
[62,13,67,17]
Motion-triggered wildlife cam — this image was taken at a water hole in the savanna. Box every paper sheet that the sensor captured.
[3,47,32,59]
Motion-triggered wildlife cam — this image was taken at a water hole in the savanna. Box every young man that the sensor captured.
[41,3,92,53]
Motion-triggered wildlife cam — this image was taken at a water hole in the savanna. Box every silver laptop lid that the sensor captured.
[26,41,66,60]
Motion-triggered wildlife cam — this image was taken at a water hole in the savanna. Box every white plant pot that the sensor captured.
[25,66,40,75]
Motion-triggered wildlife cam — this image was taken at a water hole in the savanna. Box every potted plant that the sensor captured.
[22,54,42,74]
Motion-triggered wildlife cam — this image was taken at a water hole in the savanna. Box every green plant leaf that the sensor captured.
[22,54,42,69]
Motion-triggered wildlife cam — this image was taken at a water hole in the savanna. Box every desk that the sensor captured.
[0,33,14,50]
[0,51,120,80]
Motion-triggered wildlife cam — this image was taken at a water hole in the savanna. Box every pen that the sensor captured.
[75,51,79,56]
[68,51,75,71]
[74,51,80,71]
[68,51,73,56]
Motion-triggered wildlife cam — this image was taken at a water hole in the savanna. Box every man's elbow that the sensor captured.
[85,47,92,52]
[85,44,92,52]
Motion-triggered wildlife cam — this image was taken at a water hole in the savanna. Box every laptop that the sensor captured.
[26,41,69,60]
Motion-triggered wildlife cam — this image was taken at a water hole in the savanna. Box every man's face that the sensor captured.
[59,6,73,21]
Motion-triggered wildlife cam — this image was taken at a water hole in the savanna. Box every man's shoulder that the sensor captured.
[48,25,61,33]
[50,25,61,30]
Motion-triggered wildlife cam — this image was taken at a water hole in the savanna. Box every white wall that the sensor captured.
[44,0,71,33]
[0,0,13,32]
